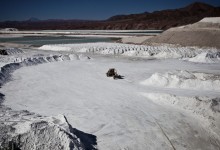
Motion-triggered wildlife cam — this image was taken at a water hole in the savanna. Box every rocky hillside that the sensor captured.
[106,2,220,30]
[0,2,219,30]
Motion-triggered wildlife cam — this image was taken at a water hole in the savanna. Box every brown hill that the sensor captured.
[0,2,220,30]
[145,17,220,48]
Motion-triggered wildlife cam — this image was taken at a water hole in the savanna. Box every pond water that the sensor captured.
[0,36,118,47]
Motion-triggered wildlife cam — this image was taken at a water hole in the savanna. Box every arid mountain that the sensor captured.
[105,2,220,30]
[0,2,220,30]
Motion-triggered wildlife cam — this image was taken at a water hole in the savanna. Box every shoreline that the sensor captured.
[0,30,162,37]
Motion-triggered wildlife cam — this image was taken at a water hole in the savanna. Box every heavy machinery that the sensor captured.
[106,68,123,79]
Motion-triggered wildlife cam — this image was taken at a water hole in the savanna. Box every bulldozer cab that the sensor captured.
[106,68,117,77]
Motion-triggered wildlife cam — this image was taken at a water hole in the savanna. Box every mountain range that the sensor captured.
[0,2,220,30]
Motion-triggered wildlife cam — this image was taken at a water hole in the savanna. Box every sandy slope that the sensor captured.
[145,17,220,49]
[120,36,153,44]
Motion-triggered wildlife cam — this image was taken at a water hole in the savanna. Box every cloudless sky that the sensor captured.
[0,0,219,21]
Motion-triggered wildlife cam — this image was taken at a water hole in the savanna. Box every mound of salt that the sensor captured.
[141,70,220,91]
[0,48,23,55]
[188,52,220,63]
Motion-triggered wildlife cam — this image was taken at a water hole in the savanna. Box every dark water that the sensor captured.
[0,36,118,47]
[42,30,163,34]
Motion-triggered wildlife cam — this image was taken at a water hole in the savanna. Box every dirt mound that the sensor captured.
[145,17,220,49]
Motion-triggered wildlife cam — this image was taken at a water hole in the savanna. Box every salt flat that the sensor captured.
[1,53,220,149]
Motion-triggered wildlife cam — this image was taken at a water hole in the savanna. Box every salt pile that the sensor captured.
[141,70,220,91]
[0,48,23,55]
[39,43,218,59]
[0,106,94,150]
[142,93,220,139]
[187,52,220,63]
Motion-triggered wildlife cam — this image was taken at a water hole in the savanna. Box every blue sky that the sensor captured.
[0,0,219,21]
